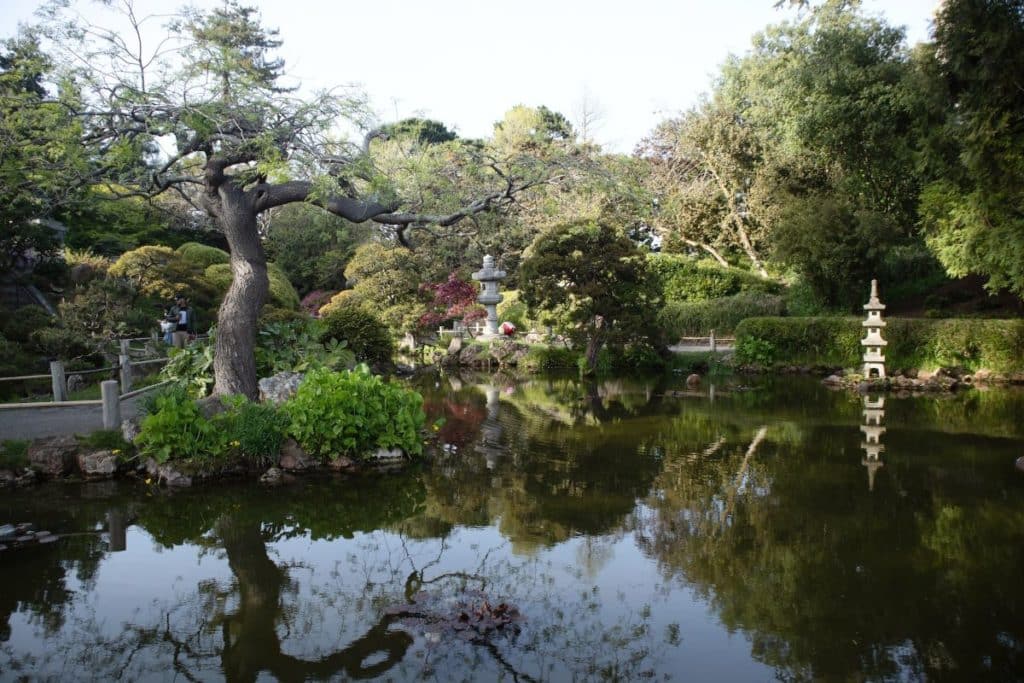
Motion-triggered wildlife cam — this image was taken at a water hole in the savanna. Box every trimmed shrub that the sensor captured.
[284,367,425,460]
[734,316,1024,373]
[659,292,786,338]
[175,242,230,270]
[647,253,780,303]
[1,306,53,344]
[319,306,394,366]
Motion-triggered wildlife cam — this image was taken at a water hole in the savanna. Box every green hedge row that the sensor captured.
[647,254,780,303]
[734,317,1024,373]
[659,292,786,337]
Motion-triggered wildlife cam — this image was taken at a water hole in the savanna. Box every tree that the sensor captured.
[917,0,1024,296]
[0,32,88,273]
[519,220,661,373]
[41,2,556,398]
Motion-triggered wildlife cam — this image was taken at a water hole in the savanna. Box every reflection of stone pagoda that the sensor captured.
[471,255,506,339]
[862,279,887,378]
[860,395,885,491]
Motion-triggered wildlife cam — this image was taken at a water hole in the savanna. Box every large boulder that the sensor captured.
[121,416,143,443]
[77,450,119,479]
[259,372,304,405]
[28,436,79,477]
[279,438,317,472]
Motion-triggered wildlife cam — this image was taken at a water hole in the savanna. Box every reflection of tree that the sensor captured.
[635,419,1024,680]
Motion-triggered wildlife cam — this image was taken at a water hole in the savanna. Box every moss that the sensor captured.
[734,316,1024,373]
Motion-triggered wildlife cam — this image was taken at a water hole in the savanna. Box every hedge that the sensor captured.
[659,292,786,337]
[647,253,780,303]
[734,316,1024,373]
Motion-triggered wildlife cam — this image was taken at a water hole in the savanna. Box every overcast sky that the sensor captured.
[2,0,940,152]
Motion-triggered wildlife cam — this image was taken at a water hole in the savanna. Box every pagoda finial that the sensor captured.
[871,278,878,299]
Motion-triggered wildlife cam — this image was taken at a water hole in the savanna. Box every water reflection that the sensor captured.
[861,395,886,491]
[2,375,1023,680]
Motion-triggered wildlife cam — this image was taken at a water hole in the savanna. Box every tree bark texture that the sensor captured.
[212,186,268,399]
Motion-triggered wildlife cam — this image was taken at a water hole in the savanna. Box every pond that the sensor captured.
[2,373,1023,681]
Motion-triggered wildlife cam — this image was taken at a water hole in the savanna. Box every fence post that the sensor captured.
[120,339,130,355]
[119,354,132,393]
[709,329,717,352]
[50,360,66,402]
[101,380,120,429]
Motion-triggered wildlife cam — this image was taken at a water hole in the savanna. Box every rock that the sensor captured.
[328,455,357,471]
[258,371,304,405]
[685,373,701,387]
[77,450,119,479]
[370,447,406,464]
[822,374,844,386]
[121,416,142,443]
[1016,456,1024,474]
[197,395,230,420]
[447,336,463,355]
[259,467,284,484]
[394,363,416,376]
[279,439,317,471]
[69,262,97,284]
[144,457,192,487]
[66,373,86,394]
[28,436,79,478]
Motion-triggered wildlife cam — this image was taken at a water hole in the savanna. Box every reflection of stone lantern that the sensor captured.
[472,255,506,339]
[860,395,885,492]
[862,279,887,378]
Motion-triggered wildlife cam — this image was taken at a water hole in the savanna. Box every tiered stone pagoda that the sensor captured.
[860,395,886,492]
[471,255,506,339]
[861,279,887,378]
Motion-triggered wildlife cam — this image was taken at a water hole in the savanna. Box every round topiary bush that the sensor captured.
[175,242,230,270]
[319,306,394,366]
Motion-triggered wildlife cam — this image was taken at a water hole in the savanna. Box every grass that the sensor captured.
[0,439,29,470]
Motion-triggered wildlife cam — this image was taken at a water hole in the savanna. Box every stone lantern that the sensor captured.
[471,255,506,339]
[861,279,887,378]
[860,395,885,492]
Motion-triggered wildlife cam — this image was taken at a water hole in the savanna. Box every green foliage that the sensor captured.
[0,306,52,344]
[175,242,229,270]
[520,220,662,371]
[57,277,154,342]
[773,196,899,309]
[140,382,191,416]
[284,367,425,460]
[916,0,1024,296]
[160,337,215,398]
[496,289,532,330]
[0,439,29,470]
[735,336,778,366]
[136,391,230,463]
[255,320,354,375]
[659,292,786,337]
[734,316,1024,373]
[522,345,579,371]
[230,400,289,464]
[319,306,394,366]
[647,254,779,303]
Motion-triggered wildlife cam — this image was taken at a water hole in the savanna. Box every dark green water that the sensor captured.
[2,374,1023,681]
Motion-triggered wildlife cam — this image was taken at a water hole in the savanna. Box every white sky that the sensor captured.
[1,0,940,152]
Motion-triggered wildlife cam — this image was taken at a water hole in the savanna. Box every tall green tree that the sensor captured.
[918,0,1024,296]
[0,33,87,273]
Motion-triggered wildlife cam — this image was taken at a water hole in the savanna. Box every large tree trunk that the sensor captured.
[213,188,268,399]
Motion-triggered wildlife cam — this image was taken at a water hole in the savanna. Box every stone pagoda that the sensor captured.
[471,255,506,339]
[861,279,887,378]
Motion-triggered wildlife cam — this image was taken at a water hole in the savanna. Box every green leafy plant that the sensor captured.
[735,336,777,366]
[284,366,425,461]
[161,336,215,397]
[255,320,354,375]
[135,391,230,463]
[77,429,131,452]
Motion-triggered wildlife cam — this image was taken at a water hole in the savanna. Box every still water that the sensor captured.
[1,374,1023,681]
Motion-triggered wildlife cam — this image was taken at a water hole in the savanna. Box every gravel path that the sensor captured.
[0,395,145,441]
